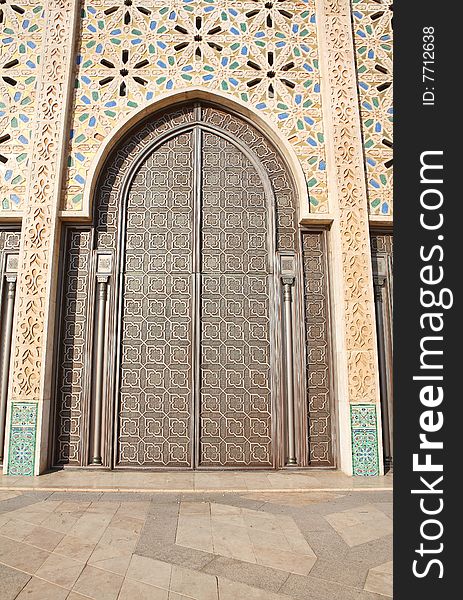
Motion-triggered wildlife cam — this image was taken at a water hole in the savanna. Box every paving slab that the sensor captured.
[0,474,392,600]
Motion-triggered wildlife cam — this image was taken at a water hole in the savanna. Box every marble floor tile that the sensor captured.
[1,508,50,527]
[88,554,132,576]
[218,576,293,600]
[170,565,219,600]
[0,481,392,600]
[212,523,256,563]
[35,552,85,589]
[325,504,392,547]
[15,577,68,600]
[23,525,65,551]
[119,578,169,600]
[364,560,393,597]
[39,511,80,534]
[67,513,112,543]
[0,563,30,600]
[0,535,50,574]
[126,554,172,589]
[254,545,317,576]
[52,534,96,562]
[72,565,124,600]
[0,518,37,541]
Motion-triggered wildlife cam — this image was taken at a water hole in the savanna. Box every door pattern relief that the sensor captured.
[370,231,393,470]
[54,229,92,465]
[301,231,334,466]
[199,133,272,466]
[118,132,194,467]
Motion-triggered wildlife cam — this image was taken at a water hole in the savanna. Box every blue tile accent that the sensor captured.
[351,404,379,476]
[7,402,37,476]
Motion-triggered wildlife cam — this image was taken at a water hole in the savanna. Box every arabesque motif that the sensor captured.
[351,0,393,216]
[0,2,45,211]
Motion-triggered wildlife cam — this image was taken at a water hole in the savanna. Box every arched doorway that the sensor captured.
[53,102,335,470]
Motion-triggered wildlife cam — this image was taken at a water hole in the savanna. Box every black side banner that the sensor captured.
[395,2,459,597]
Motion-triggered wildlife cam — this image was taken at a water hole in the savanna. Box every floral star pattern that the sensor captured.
[65,0,327,212]
[0,1,393,217]
[0,2,44,211]
[352,0,393,216]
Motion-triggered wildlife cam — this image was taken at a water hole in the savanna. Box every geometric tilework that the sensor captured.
[7,402,37,476]
[351,404,379,476]
[0,3,45,212]
[64,0,327,213]
[351,0,393,216]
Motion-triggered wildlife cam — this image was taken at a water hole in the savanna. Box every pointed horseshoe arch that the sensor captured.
[52,100,335,470]
[70,88,310,222]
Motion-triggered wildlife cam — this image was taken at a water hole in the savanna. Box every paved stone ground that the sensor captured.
[0,485,392,599]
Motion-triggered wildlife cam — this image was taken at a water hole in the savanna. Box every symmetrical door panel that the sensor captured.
[117,126,273,467]
[200,274,272,466]
[118,132,194,467]
[199,132,272,466]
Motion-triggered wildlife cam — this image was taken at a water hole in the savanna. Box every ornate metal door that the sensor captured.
[116,125,273,468]
[198,131,272,467]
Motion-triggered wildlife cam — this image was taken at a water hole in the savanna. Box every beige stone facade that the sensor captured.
[0,0,393,476]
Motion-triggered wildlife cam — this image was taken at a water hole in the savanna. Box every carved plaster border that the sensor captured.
[4,0,80,476]
[316,0,382,474]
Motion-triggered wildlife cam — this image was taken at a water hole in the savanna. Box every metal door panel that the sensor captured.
[301,231,334,466]
[199,132,272,466]
[53,104,333,471]
[54,229,92,465]
[117,132,194,467]
[199,274,272,466]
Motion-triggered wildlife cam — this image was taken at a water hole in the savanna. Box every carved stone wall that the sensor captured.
[0,0,387,475]
[4,0,79,476]
[318,0,381,474]
[0,3,46,213]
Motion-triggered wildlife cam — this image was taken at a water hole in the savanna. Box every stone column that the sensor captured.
[316,0,382,475]
[3,0,79,476]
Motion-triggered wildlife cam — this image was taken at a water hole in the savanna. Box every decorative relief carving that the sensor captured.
[0,228,21,253]
[199,132,272,467]
[55,228,92,465]
[202,106,296,250]
[118,132,195,467]
[320,0,380,472]
[7,0,77,476]
[0,2,45,212]
[301,231,334,466]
